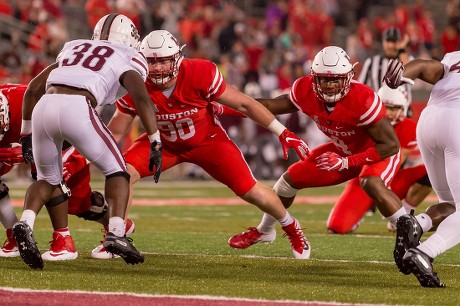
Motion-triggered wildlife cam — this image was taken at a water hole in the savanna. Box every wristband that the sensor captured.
[21,120,32,135]
[267,119,286,137]
[148,131,161,143]
[347,147,382,167]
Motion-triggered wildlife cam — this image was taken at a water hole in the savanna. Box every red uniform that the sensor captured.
[0,84,92,215]
[327,117,427,233]
[117,58,257,196]
[286,77,401,189]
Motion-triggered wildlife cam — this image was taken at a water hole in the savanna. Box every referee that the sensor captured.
[358,26,413,106]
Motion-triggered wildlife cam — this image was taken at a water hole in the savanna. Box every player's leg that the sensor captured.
[0,180,19,257]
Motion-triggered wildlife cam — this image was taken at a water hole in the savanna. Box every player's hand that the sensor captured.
[0,144,24,166]
[19,134,34,164]
[316,152,349,171]
[383,59,415,89]
[279,129,309,161]
[149,140,163,183]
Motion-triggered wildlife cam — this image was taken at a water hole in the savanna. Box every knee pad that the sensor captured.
[45,181,72,207]
[106,171,130,182]
[273,176,298,197]
[77,191,108,221]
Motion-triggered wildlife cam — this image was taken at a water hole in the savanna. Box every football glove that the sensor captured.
[19,134,34,164]
[383,59,415,89]
[149,140,163,183]
[316,152,349,172]
[279,129,310,161]
[0,145,24,166]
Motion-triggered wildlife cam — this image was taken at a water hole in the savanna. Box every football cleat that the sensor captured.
[394,213,423,274]
[91,219,135,259]
[103,232,144,265]
[0,228,19,257]
[403,248,445,288]
[282,218,311,259]
[228,227,276,249]
[41,232,78,261]
[12,221,43,269]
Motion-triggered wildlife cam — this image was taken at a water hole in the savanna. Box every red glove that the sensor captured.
[383,59,415,89]
[279,129,309,161]
[0,145,24,166]
[315,152,348,171]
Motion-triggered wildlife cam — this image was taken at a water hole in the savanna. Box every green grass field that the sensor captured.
[1,179,459,305]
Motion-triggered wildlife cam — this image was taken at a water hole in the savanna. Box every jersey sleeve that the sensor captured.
[130,52,149,81]
[115,94,137,117]
[357,91,386,127]
[206,62,226,101]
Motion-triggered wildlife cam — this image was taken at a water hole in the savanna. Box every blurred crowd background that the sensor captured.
[0,0,457,180]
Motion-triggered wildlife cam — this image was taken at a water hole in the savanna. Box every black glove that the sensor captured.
[19,134,34,164]
[383,59,415,89]
[149,140,163,183]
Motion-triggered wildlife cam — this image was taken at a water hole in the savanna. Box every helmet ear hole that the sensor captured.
[310,46,355,103]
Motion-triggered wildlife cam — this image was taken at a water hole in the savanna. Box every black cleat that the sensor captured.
[12,221,44,270]
[394,213,422,274]
[403,248,445,288]
[103,232,144,265]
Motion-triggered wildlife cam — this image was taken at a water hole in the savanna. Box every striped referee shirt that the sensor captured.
[358,55,413,104]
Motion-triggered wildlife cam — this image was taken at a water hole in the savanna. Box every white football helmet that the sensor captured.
[92,13,140,50]
[0,91,10,141]
[140,30,185,86]
[311,46,357,104]
[377,84,409,124]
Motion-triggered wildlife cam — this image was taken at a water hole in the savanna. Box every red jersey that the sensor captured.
[0,84,26,148]
[117,58,226,151]
[289,77,386,156]
[393,118,417,150]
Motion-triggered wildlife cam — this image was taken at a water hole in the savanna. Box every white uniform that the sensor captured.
[416,51,460,256]
[32,39,148,185]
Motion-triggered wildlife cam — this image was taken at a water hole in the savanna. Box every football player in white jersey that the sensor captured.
[13,13,162,269]
[384,54,460,287]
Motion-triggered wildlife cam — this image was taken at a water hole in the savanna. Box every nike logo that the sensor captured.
[116,239,128,247]
[285,137,298,143]
[210,134,217,138]
[365,157,373,162]
[336,125,344,130]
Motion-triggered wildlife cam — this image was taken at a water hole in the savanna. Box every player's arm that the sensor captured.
[256,94,298,115]
[120,70,158,139]
[402,59,444,85]
[216,85,309,160]
[23,62,58,120]
[107,109,135,143]
[367,118,400,159]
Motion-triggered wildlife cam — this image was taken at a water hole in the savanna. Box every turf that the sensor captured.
[1,180,458,305]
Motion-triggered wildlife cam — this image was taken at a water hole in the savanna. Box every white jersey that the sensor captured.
[46,39,148,107]
[427,51,460,107]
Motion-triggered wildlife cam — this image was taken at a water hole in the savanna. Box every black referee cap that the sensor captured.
[382,27,401,42]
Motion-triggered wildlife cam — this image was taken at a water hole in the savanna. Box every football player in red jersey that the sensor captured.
[107,30,312,259]
[0,84,134,260]
[228,46,408,254]
[326,85,433,234]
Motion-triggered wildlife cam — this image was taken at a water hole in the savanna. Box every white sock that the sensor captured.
[418,211,460,258]
[108,216,125,237]
[55,227,70,237]
[257,213,277,234]
[415,213,432,233]
[277,210,294,227]
[0,195,17,229]
[402,199,417,214]
[386,207,407,227]
[20,209,36,230]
